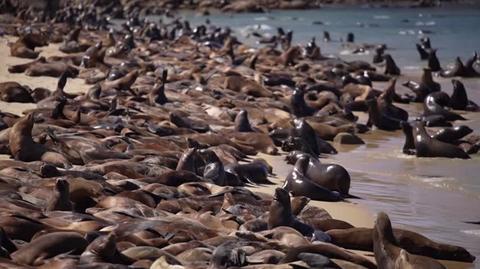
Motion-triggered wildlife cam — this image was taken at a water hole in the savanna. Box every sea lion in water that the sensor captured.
[283,156,342,202]
[412,121,470,159]
[327,227,475,262]
[268,188,314,236]
[285,152,351,195]
[11,231,88,265]
[373,212,447,269]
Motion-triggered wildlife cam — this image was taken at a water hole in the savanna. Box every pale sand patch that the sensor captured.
[0,36,90,115]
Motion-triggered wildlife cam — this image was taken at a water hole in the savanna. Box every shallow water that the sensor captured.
[173,7,480,266]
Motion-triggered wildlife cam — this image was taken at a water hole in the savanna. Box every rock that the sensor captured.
[333,132,365,145]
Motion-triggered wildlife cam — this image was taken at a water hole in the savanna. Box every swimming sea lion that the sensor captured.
[412,121,469,159]
[373,212,447,269]
[283,156,342,202]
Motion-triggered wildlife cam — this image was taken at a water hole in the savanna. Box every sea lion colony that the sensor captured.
[0,2,477,269]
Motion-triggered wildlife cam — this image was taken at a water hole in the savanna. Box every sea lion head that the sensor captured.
[55,178,70,194]
[285,151,312,165]
[88,233,117,259]
[273,187,291,208]
[374,212,397,244]
[293,155,310,175]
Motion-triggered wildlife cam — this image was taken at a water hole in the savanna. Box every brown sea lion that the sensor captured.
[373,212,447,269]
[412,121,470,159]
[11,231,88,266]
[8,114,70,167]
[0,82,34,103]
[80,233,134,265]
[268,188,314,236]
[46,178,73,212]
[9,32,48,59]
[327,227,475,262]
[25,62,79,78]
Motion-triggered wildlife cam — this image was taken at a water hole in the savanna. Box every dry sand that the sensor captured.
[0,35,475,268]
[0,36,90,115]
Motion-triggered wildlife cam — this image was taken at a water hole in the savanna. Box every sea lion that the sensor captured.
[432,125,473,143]
[285,152,351,195]
[427,49,442,72]
[268,188,314,236]
[449,79,478,111]
[376,79,409,121]
[402,68,440,102]
[401,121,416,155]
[80,233,134,265]
[412,121,470,159]
[416,43,429,60]
[11,232,88,266]
[373,212,447,269]
[25,62,79,78]
[234,110,254,132]
[0,82,34,103]
[465,51,480,77]
[148,69,169,105]
[46,178,74,211]
[366,98,401,131]
[281,243,376,269]
[383,54,400,76]
[327,227,475,262]
[9,114,70,167]
[423,92,466,122]
[9,32,47,59]
[290,88,315,117]
[283,156,342,202]
[8,56,46,73]
[440,57,467,77]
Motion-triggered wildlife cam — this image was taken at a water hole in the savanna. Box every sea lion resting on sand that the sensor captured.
[8,114,71,167]
[327,226,475,262]
[373,212,448,269]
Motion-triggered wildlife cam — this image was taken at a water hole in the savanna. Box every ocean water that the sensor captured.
[173,7,480,266]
